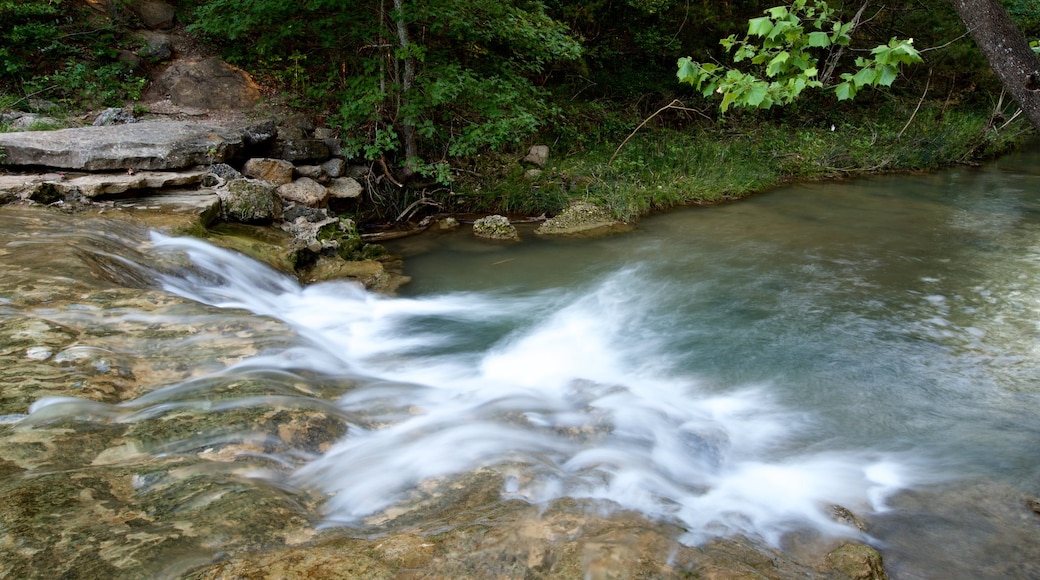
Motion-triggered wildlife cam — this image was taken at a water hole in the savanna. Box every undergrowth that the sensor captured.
[452,99,1032,221]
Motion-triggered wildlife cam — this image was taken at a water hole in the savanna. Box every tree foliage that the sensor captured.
[187,0,581,183]
[676,0,922,112]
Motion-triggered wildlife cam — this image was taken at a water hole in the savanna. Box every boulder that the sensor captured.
[327,177,362,200]
[295,165,324,180]
[92,108,137,126]
[243,158,294,186]
[0,121,269,171]
[321,158,346,178]
[128,0,176,30]
[269,139,330,163]
[522,144,550,168]
[473,215,519,240]
[151,58,260,110]
[534,201,622,236]
[277,178,328,207]
[207,163,244,181]
[137,31,173,61]
[217,178,282,223]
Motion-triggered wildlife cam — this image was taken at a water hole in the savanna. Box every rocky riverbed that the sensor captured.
[0,204,888,580]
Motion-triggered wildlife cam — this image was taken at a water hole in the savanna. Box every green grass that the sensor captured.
[451,100,1032,221]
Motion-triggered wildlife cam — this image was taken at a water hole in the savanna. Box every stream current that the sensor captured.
[3,149,1040,578]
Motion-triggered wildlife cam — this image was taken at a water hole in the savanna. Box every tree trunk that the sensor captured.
[950,0,1040,132]
[393,0,418,180]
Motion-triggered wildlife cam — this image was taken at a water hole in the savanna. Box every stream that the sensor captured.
[1,149,1039,578]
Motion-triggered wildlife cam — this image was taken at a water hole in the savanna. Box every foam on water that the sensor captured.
[29,233,919,546]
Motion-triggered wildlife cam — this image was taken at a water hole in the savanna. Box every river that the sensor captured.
[1,150,1039,578]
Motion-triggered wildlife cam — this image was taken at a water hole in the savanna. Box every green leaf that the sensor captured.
[748,16,773,37]
[766,6,789,19]
[852,66,877,87]
[720,90,738,112]
[877,63,898,86]
[766,51,790,76]
[834,81,854,101]
[746,81,769,106]
[676,57,698,83]
[807,31,830,47]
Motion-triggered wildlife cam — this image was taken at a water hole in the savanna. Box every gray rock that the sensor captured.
[129,0,176,30]
[522,145,550,168]
[137,32,173,61]
[473,215,519,240]
[295,165,324,180]
[321,158,346,178]
[270,139,330,163]
[276,177,327,207]
[151,58,260,110]
[2,113,62,131]
[346,165,370,180]
[208,163,243,181]
[218,178,282,223]
[58,169,208,198]
[283,205,329,223]
[327,177,362,200]
[534,201,620,236]
[93,108,137,126]
[0,121,263,171]
[313,127,336,140]
[243,158,294,186]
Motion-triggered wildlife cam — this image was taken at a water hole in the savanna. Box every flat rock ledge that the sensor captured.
[0,121,271,171]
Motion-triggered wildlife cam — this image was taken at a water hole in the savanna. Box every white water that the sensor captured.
[30,232,919,547]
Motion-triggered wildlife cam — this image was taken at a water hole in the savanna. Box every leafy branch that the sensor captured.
[676,0,922,112]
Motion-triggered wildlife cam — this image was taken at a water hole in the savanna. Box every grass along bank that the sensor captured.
[453,100,1031,222]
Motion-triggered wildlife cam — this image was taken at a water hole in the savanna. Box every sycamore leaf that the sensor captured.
[766,51,790,76]
[877,63,898,86]
[834,81,854,101]
[676,57,698,83]
[746,81,769,106]
[852,66,877,87]
[720,90,738,112]
[748,16,773,37]
[808,31,830,47]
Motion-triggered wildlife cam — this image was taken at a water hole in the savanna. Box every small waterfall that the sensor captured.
[24,232,915,546]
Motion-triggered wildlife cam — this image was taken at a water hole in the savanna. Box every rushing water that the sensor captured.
[3,150,1040,578]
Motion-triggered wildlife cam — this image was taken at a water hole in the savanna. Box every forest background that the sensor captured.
[1,0,1038,224]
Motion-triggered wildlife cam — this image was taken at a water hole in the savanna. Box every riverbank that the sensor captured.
[454,100,1032,222]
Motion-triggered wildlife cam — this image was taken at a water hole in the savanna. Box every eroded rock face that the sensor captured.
[0,121,268,171]
[473,214,519,240]
[152,58,261,110]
